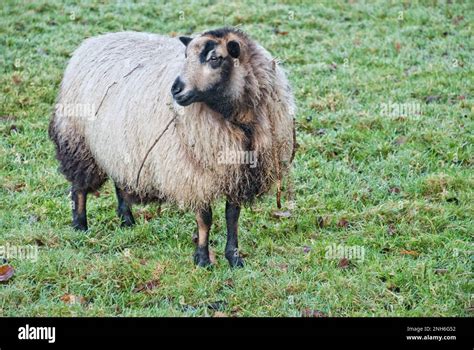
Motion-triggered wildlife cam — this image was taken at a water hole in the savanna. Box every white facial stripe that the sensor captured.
[206,49,215,61]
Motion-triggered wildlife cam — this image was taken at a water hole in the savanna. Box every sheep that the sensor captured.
[49,27,296,267]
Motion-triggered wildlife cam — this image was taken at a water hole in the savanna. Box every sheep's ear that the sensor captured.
[227,40,240,59]
[179,36,193,47]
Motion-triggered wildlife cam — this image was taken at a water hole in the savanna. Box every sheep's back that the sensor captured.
[54,33,186,195]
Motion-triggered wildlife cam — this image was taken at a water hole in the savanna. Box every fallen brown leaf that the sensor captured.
[136,208,155,221]
[133,279,160,293]
[434,268,448,275]
[272,27,289,36]
[60,293,86,305]
[0,265,14,282]
[224,279,234,288]
[14,182,26,192]
[141,211,154,221]
[338,258,350,269]
[213,311,228,317]
[400,250,419,256]
[337,218,350,228]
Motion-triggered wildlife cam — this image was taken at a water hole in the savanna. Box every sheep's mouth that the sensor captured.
[173,91,198,106]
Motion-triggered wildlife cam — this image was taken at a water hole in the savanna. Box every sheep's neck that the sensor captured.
[178,104,260,161]
[204,97,236,120]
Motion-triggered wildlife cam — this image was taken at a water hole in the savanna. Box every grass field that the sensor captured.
[0,0,472,317]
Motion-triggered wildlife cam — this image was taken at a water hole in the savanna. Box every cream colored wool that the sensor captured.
[51,31,295,209]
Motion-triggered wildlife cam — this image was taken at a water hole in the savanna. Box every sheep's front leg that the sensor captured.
[114,184,135,227]
[71,187,88,231]
[194,206,212,267]
[225,201,244,268]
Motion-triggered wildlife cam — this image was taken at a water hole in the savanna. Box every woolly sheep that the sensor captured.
[49,28,295,267]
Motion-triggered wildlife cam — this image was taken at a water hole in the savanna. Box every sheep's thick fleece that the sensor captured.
[51,31,295,209]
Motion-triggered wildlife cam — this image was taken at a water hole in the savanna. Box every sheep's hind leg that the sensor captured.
[114,184,136,227]
[194,206,212,267]
[71,186,88,231]
[225,201,244,268]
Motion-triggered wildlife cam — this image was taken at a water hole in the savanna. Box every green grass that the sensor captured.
[0,0,473,317]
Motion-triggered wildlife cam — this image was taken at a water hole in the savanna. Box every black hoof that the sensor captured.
[226,249,244,268]
[194,246,212,268]
[118,207,135,228]
[227,256,244,268]
[120,215,135,228]
[72,222,88,231]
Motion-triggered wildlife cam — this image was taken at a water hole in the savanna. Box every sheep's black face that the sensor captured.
[172,30,244,118]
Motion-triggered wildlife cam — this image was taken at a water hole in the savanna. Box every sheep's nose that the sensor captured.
[171,77,184,96]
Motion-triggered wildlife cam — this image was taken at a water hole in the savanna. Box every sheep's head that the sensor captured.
[171,28,246,118]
